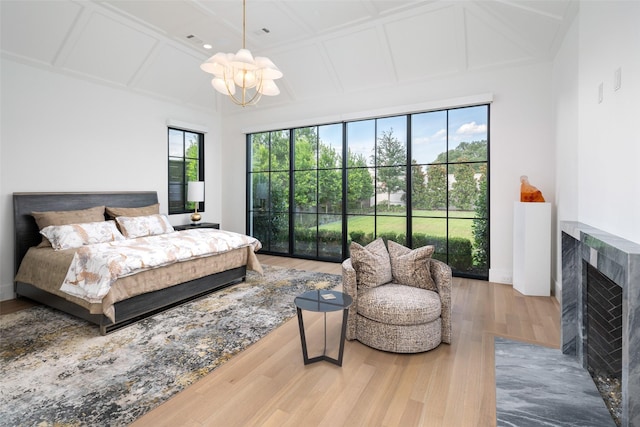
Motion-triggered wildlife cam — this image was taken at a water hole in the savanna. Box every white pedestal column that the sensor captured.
[513,202,551,296]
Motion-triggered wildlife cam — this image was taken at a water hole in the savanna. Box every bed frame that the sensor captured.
[13,191,246,335]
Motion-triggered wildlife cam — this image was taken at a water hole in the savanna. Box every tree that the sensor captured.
[270,130,290,171]
[472,168,488,268]
[292,137,316,211]
[451,162,477,211]
[410,160,429,209]
[250,132,270,171]
[372,128,406,209]
[425,164,447,210]
[318,143,342,214]
[434,140,487,167]
[347,151,374,213]
[185,142,200,182]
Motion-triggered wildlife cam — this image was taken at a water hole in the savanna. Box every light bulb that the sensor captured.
[234,69,257,88]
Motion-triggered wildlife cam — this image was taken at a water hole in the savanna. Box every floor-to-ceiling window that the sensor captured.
[247,104,489,279]
[248,130,290,253]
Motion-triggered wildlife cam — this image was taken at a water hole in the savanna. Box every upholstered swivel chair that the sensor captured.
[342,239,452,353]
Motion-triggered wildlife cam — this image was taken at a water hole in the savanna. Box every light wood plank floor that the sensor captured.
[132,255,561,427]
[1,255,560,426]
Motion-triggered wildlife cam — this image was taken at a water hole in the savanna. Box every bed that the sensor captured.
[13,191,262,335]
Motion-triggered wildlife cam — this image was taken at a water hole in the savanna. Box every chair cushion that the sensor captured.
[357,284,441,326]
[350,238,392,288]
[387,240,437,291]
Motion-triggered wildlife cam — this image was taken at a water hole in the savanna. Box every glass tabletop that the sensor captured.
[294,290,353,313]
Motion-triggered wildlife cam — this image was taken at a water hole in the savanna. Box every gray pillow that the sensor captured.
[349,238,392,288]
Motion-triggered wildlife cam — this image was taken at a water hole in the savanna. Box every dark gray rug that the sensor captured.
[495,337,615,427]
[0,265,341,426]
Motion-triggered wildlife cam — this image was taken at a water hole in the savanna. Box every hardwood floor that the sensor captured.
[130,254,560,427]
[1,255,560,426]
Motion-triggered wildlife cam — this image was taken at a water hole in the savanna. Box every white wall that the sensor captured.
[551,1,640,302]
[576,1,640,243]
[219,62,556,285]
[552,11,580,300]
[0,59,222,300]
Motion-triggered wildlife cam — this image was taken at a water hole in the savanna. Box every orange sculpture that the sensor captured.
[520,175,545,202]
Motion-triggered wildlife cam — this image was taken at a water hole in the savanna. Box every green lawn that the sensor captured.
[318,210,478,241]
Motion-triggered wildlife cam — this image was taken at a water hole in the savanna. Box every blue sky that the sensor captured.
[341,105,488,165]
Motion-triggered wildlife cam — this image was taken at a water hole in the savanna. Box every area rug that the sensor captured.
[0,265,341,426]
[495,337,615,427]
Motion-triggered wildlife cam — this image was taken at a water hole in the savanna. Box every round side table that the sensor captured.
[294,289,353,367]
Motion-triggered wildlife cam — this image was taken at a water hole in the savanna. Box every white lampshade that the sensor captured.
[212,77,236,95]
[258,79,280,96]
[187,181,205,202]
[254,57,283,80]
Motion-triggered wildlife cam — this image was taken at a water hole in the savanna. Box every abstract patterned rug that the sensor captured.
[0,265,341,426]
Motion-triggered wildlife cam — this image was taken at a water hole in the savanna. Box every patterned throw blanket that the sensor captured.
[59,229,262,303]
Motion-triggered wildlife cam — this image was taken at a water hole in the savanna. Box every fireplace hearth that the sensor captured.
[561,222,640,427]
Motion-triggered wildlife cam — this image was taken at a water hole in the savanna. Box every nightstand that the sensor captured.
[174,222,220,231]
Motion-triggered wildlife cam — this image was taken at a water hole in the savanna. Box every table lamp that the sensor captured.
[187,181,204,225]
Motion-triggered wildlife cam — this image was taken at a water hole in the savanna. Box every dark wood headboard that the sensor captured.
[13,191,159,276]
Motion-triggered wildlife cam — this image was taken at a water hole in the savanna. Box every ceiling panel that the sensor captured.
[195,0,309,51]
[323,27,395,92]
[479,1,563,55]
[62,11,158,85]
[502,0,570,20]
[464,8,530,70]
[0,0,82,65]
[282,0,374,33]
[371,0,429,15]
[271,45,340,100]
[102,0,209,33]
[385,5,461,81]
[136,45,210,103]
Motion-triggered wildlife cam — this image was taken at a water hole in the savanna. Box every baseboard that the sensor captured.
[553,278,562,304]
[489,268,513,285]
[0,286,15,302]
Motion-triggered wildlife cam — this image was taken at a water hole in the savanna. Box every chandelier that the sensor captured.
[200,0,283,107]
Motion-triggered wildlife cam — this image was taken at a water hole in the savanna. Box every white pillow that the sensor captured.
[116,214,175,239]
[40,220,125,250]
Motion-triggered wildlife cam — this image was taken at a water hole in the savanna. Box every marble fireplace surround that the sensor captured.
[561,221,640,427]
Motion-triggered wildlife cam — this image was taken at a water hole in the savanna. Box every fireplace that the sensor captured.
[586,262,623,424]
[561,222,640,427]
[586,263,622,379]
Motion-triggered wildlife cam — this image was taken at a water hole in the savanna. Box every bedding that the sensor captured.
[16,229,262,320]
[59,228,261,303]
[15,243,262,323]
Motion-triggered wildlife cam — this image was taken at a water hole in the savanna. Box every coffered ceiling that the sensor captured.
[1,0,578,113]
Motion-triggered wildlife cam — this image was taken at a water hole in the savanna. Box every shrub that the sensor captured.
[411,233,473,271]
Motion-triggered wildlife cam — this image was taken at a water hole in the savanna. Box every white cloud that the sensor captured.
[413,129,445,145]
[456,121,487,136]
[433,129,446,139]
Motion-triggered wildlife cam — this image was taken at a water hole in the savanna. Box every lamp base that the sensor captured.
[190,212,202,225]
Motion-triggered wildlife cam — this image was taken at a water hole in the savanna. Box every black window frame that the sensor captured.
[246,104,490,280]
[168,127,205,215]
